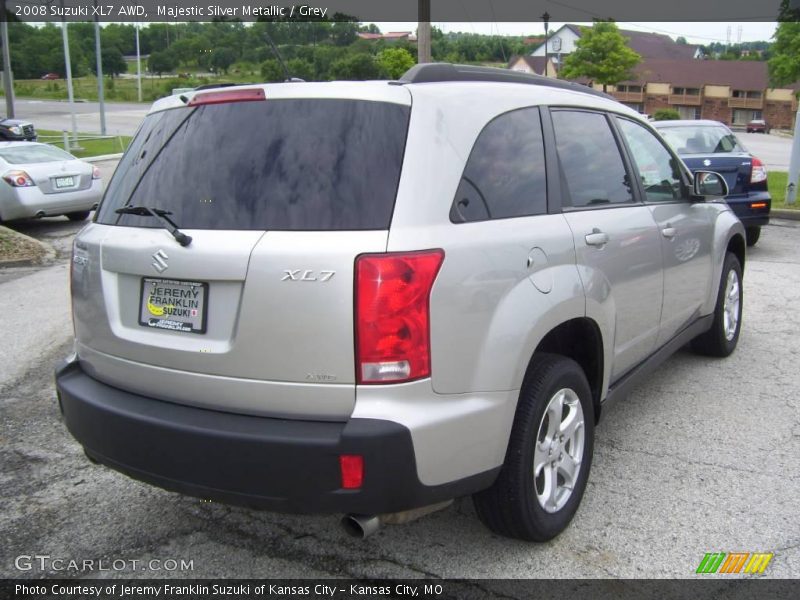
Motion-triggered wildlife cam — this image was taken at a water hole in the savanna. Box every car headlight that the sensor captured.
[6,125,22,135]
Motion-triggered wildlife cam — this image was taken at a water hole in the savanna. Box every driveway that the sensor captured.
[1,214,798,580]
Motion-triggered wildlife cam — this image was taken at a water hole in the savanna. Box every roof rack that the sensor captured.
[396,63,613,100]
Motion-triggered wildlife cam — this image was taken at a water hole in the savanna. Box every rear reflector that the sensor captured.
[340,455,364,489]
[355,250,444,384]
[750,202,768,209]
[187,88,266,107]
[750,157,767,184]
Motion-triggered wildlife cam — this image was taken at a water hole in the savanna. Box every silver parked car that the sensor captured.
[0,142,102,222]
[55,64,745,542]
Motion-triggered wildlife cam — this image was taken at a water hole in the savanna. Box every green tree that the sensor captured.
[211,47,237,74]
[287,58,314,81]
[375,47,415,79]
[329,53,380,80]
[98,47,128,78]
[653,108,680,121]
[676,36,688,44]
[260,59,285,82]
[148,50,177,76]
[560,21,642,92]
[768,3,800,87]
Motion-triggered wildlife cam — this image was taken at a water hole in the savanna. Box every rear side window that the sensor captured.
[450,107,547,223]
[551,110,634,208]
[96,98,410,231]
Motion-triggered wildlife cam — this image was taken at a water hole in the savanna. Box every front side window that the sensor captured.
[551,110,633,208]
[617,119,689,203]
[450,107,547,223]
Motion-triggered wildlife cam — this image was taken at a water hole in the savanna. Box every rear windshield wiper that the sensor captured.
[115,206,192,247]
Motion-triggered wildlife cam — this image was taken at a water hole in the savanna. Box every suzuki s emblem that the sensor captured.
[703,159,711,167]
[152,249,169,273]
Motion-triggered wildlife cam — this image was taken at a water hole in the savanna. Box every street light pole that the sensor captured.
[135,23,142,102]
[60,4,79,147]
[417,0,431,64]
[94,0,106,135]
[786,104,800,205]
[1,18,14,118]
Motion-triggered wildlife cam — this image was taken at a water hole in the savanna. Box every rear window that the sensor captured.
[657,125,744,155]
[96,98,410,230]
[0,145,75,164]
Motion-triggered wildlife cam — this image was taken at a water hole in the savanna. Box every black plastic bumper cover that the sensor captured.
[55,361,498,514]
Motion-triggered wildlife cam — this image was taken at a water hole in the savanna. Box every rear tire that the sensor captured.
[66,211,90,222]
[745,226,761,247]
[473,353,594,541]
[691,252,743,357]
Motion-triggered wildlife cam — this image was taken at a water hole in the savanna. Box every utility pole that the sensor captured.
[1,17,14,118]
[136,23,142,102]
[542,12,550,77]
[61,4,79,147]
[417,0,431,64]
[94,0,106,135]
[787,105,799,205]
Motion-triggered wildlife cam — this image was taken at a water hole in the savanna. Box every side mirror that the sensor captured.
[693,170,729,198]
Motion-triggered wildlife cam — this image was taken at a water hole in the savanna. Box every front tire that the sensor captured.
[473,353,594,541]
[691,252,743,357]
[745,226,761,247]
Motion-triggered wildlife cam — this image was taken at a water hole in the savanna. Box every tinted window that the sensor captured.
[551,111,633,208]
[96,99,410,230]
[657,125,744,155]
[617,119,689,203]
[0,145,75,164]
[450,107,547,223]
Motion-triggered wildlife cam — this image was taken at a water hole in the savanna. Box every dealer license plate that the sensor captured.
[55,176,74,188]
[138,278,208,334]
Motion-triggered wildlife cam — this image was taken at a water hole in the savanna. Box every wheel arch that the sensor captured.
[526,317,605,423]
[727,232,745,274]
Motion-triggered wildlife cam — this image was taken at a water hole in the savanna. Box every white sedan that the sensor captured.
[0,142,103,223]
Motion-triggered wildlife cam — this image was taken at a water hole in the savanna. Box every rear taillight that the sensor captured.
[751,157,767,184]
[92,166,101,180]
[355,250,444,384]
[2,170,35,187]
[187,88,266,106]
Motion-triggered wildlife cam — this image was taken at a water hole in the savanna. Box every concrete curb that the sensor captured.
[84,153,124,162]
[0,226,57,269]
[772,208,800,221]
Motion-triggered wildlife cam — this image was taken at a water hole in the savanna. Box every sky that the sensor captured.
[372,22,779,44]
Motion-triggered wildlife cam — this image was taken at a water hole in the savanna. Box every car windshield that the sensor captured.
[0,144,76,164]
[657,125,745,155]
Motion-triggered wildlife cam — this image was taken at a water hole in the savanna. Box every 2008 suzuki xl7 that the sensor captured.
[56,64,746,541]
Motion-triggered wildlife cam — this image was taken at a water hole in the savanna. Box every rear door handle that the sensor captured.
[585,230,609,247]
[662,227,677,239]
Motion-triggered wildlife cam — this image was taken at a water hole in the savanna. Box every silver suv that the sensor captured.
[56,64,746,541]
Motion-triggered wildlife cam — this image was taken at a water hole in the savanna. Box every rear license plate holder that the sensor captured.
[55,176,74,188]
[138,277,208,334]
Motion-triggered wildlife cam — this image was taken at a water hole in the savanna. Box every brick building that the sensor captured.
[607,59,799,130]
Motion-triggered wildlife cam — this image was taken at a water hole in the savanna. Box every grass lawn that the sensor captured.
[0,226,46,264]
[37,129,131,158]
[767,171,800,210]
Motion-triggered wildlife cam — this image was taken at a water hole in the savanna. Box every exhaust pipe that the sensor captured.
[341,514,381,539]
[341,500,453,539]
[35,211,46,218]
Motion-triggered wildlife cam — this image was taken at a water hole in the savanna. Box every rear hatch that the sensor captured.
[680,153,754,197]
[72,84,411,419]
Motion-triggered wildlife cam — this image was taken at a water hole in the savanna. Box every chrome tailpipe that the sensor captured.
[341,500,453,539]
[340,514,381,539]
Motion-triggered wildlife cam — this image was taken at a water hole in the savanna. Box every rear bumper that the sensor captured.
[1,181,102,221]
[726,192,770,228]
[55,360,498,514]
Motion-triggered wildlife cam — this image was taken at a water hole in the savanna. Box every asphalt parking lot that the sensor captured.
[1,207,798,580]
